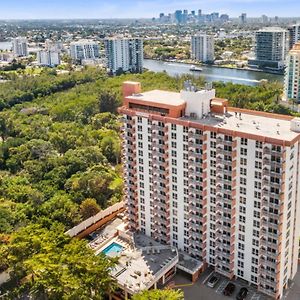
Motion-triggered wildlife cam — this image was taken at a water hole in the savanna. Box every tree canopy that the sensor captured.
[132,289,184,300]
[0,223,115,299]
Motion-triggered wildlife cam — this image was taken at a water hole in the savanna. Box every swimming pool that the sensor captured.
[102,242,124,256]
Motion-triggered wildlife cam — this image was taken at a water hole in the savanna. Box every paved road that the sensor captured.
[172,267,270,300]
[283,269,300,300]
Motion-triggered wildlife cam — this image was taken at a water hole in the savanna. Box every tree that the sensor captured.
[99,91,120,113]
[0,224,115,300]
[132,289,184,300]
[100,133,121,164]
[80,198,100,220]
[38,192,80,227]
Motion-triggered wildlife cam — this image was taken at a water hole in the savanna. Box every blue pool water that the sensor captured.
[102,242,123,255]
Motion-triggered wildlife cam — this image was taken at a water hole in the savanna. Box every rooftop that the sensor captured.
[182,109,298,142]
[291,42,300,52]
[87,218,192,295]
[257,27,287,32]
[126,90,185,107]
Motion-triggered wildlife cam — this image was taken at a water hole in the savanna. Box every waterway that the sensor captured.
[0,42,12,51]
[144,59,284,86]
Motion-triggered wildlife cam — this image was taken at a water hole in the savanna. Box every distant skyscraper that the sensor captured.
[174,10,183,24]
[37,50,60,67]
[191,34,215,63]
[250,27,289,70]
[191,11,195,16]
[104,38,143,74]
[239,13,247,24]
[284,42,300,102]
[261,15,269,24]
[198,9,202,16]
[288,24,300,50]
[70,40,100,62]
[12,37,28,57]
[220,14,229,23]
[211,12,219,21]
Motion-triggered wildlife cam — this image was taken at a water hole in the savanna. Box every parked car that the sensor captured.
[223,282,236,296]
[236,287,248,300]
[207,275,220,288]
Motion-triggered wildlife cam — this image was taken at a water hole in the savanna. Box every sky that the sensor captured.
[0,0,299,19]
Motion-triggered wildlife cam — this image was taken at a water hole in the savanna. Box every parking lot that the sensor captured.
[171,267,271,300]
[209,274,270,300]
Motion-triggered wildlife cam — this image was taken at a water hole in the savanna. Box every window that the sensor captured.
[240,158,247,165]
[240,148,247,156]
[241,138,248,145]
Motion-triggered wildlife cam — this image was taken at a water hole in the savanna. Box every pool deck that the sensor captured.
[87,217,203,297]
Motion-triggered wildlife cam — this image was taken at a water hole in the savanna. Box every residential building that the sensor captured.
[104,38,143,74]
[12,37,28,57]
[45,39,64,52]
[191,34,215,63]
[288,24,300,50]
[284,42,300,103]
[70,40,100,62]
[119,80,300,299]
[37,50,60,67]
[249,27,289,70]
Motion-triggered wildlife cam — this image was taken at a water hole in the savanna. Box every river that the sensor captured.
[0,42,12,51]
[144,59,284,86]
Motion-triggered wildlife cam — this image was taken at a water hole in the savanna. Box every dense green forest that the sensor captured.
[0,68,293,299]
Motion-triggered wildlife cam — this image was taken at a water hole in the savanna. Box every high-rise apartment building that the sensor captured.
[70,40,100,62]
[37,50,60,67]
[249,27,289,70]
[119,81,300,299]
[284,42,300,103]
[191,34,215,63]
[288,24,300,50]
[12,37,28,57]
[45,39,64,52]
[104,38,143,74]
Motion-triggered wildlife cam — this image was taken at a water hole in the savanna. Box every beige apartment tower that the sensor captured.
[119,81,300,299]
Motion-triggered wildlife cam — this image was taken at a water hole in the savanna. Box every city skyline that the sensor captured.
[0,0,300,19]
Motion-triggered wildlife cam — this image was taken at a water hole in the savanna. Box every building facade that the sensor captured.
[249,27,289,70]
[104,38,143,74]
[37,50,60,67]
[119,81,300,299]
[12,37,28,57]
[288,24,300,50]
[191,34,215,63]
[284,42,300,103]
[70,40,100,62]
